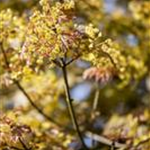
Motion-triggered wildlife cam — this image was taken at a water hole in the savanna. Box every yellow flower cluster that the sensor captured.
[23,0,103,68]
[104,109,150,148]
[0,9,25,46]
[83,37,147,88]
[85,24,100,39]
[23,0,77,66]
[21,0,147,88]
[0,9,26,81]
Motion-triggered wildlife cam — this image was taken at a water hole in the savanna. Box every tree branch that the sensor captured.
[0,43,61,127]
[100,50,117,69]
[10,146,24,150]
[120,137,150,150]
[65,54,81,66]
[90,84,100,147]
[134,137,150,148]
[19,138,32,150]
[15,80,62,127]
[85,131,127,149]
[61,59,88,149]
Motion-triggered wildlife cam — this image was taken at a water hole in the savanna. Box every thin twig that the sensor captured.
[134,137,150,148]
[15,80,62,127]
[121,137,150,150]
[100,50,117,69]
[19,138,31,150]
[65,54,81,66]
[61,59,88,149]
[90,84,100,147]
[0,43,61,127]
[52,59,62,68]
[91,84,100,120]
[10,146,24,150]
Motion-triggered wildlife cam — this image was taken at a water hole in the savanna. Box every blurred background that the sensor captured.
[0,0,150,149]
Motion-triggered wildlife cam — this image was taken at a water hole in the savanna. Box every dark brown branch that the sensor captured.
[65,54,81,66]
[60,36,88,148]
[111,141,115,150]
[61,59,88,149]
[52,59,62,68]
[19,138,31,150]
